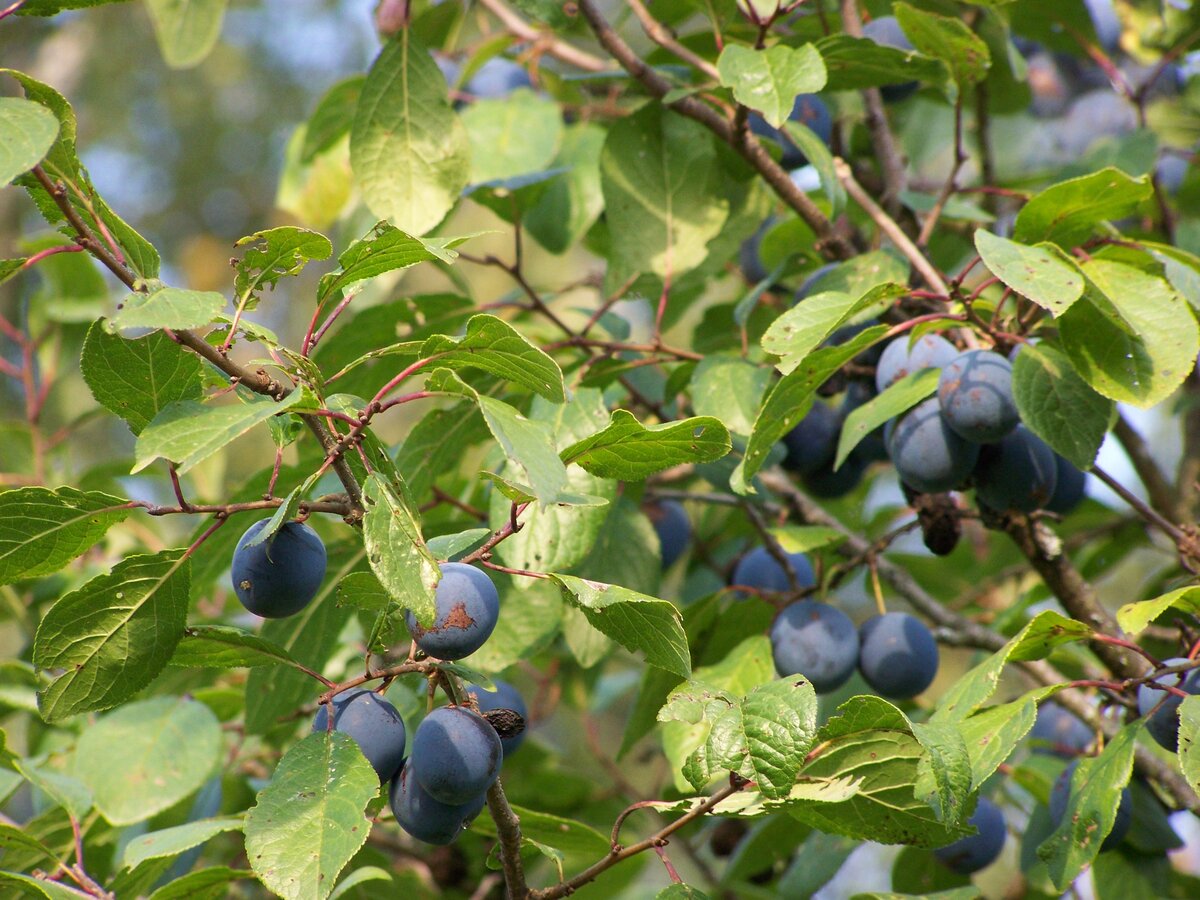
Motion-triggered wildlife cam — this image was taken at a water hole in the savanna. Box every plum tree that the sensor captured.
[875,334,958,392]
[885,398,980,494]
[230,519,327,619]
[467,680,528,758]
[856,612,939,700]
[781,401,839,477]
[1029,704,1093,758]
[1050,762,1132,851]
[312,688,407,783]
[389,761,489,846]
[937,350,1019,443]
[405,563,500,660]
[974,426,1058,513]
[933,797,1006,874]
[410,705,503,805]
[645,499,691,569]
[748,94,832,169]
[732,546,816,595]
[1136,658,1200,752]
[769,600,860,693]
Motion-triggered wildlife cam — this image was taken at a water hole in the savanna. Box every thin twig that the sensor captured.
[625,0,720,80]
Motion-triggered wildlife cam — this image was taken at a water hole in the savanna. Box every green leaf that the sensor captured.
[1038,723,1138,890]
[169,625,303,669]
[0,822,62,870]
[525,122,605,254]
[245,732,378,900]
[762,284,905,376]
[0,486,131,585]
[336,570,408,652]
[422,313,565,402]
[362,474,440,628]
[123,816,245,869]
[147,867,252,900]
[470,804,609,858]
[551,574,690,678]
[1012,343,1112,469]
[0,97,59,187]
[560,410,731,480]
[133,390,305,474]
[716,44,826,128]
[146,0,228,68]
[1117,586,1200,635]
[1058,260,1199,409]
[835,367,939,470]
[689,355,772,437]
[110,286,226,333]
[233,226,333,307]
[815,34,947,91]
[600,103,729,280]
[316,222,460,305]
[0,872,93,899]
[302,76,365,163]
[910,721,972,824]
[957,697,1037,791]
[350,32,469,236]
[712,678,819,799]
[734,325,889,492]
[974,231,1085,316]
[80,321,204,435]
[1013,167,1154,248]
[894,3,990,88]
[657,886,709,899]
[13,760,92,820]
[1180,695,1200,797]
[74,696,221,825]
[781,119,846,215]
[32,550,191,721]
[932,611,1092,724]
[462,90,563,184]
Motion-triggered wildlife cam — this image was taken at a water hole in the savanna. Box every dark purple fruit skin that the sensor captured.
[769,600,860,693]
[875,334,958,392]
[645,499,691,569]
[405,563,500,660]
[1046,455,1087,514]
[467,680,528,757]
[1136,657,1200,752]
[312,689,407,783]
[1029,704,1092,759]
[781,401,840,477]
[389,761,488,846]
[802,450,868,499]
[937,350,1019,443]
[886,398,980,494]
[411,706,502,805]
[974,426,1058,513]
[857,612,939,700]
[1049,761,1131,852]
[933,797,1006,874]
[748,94,833,169]
[231,519,327,619]
[731,546,816,595]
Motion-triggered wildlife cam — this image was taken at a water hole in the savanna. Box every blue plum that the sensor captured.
[467,679,528,758]
[1030,704,1093,759]
[731,546,816,596]
[231,519,327,619]
[933,797,1006,874]
[390,761,488,845]
[406,563,500,660]
[769,600,860,693]
[874,333,958,392]
[937,350,1019,443]
[781,401,839,477]
[862,16,919,102]
[748,94,832,170]
[1136,657,1200,752]
[885,398,980,494]
[801,450,869,499]
[973,426,1058,513]
[312,688,407,783]
[841,381,888,462]
[645,499,691,569]
[464,57,532,99]
[857,612,939,700]
[1046,455,1087,515]
[411,706,503,805]
[738,219,774,284]
[1049,761,1131,851]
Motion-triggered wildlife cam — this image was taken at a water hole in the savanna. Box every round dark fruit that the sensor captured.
[1029,704,1092,759]
[312,688,407,783]
[231,519,327,619]
[645,499,691,569]
[731,546,816,596]
[974,426,1058,513]
[769,600,860,693]
[406,563,500,660]
[390,761,488,846]
[857,612,939,700]
[937,350,1019,443]
[886,398,980,494]
[781,401,839,477]
[1136,657,1200,752]
[1046,455,1088,515]
[411,706,502,805]
[875,334,958,392]
[933,797,1006,874]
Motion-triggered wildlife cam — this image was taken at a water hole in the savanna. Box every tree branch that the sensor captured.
[625,0,720,81]
[475,0,609,73]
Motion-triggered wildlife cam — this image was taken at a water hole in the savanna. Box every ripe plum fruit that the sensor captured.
[411,706,503,805]
[731,546,815,596]
[974,426,1058,513]
[406,563,500,660]
[769,600,859,693]
[857,612,939,699]
[885,398,979,494]
[312,689,407,783]
[937,350,1019,443]
[231,519,327,619]
[933,797,1006,874]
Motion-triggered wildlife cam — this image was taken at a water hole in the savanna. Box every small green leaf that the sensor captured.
[13,760,92,820]
[362,474,440,628]
[894,3,990,88]
[33,550,191,721]
[974,230,1084,316]
[302,76,365,163]
[1179,695,1200,797]
[462,90,563,184]
[718,678,819,799]
[233,226,333,307]
[0,486,131,585]
[0,822,61,869]
[422,314,566,402]
[657,885,710,899]
[762,284,905,376]
[0,872,92,899]
[716,44,827,128]
[75,696,221,825]
[146,0,228,68]
[80,322,204,435]
[350,32,469,236]
[911,721,972,824]
[1013,167,1153,248]
[957,697,1038,791]
[133,391,305,474]
[1012,343,1112,469]
[316,222,461,305]
[689,355,772,437]
[552,574,690,678]
[147,867,252,900]
[0,97,59,187]
[169,625,303,669]
[122,817,244,870]
[561,410,731,480]
[815,33,947,91]
[1117,586,1200,635]
[782,119,845,215]
[835,367,939,470]
[245,732,378,900]
[110,286,227,332]
[470,804,609,858]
